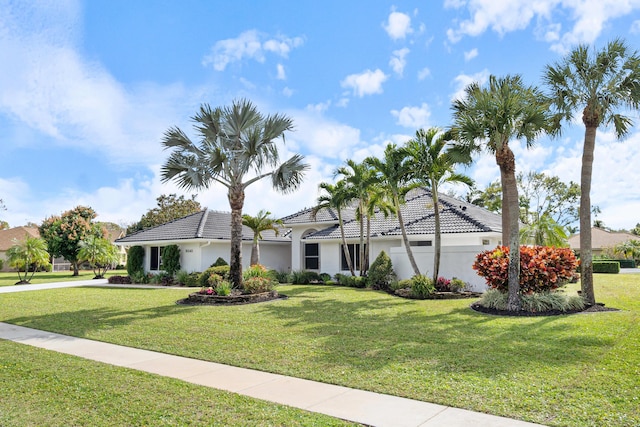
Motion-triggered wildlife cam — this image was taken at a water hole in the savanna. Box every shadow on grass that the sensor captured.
[259,286,617,377]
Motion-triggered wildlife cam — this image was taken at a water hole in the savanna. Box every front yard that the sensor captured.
[1,274,638,426]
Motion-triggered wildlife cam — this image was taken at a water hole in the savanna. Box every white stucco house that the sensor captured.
[115,188,503,291]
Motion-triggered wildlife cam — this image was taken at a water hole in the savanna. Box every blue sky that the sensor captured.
[1,0,640,230]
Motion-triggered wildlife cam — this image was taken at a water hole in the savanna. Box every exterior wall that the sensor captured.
[258,241,291,272]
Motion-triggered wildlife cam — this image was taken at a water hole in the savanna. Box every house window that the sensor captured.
[341,244,366,271]
[410,240,432,247]
[304,243,319,270]
[150,246,164,271]
[482,239,491,245]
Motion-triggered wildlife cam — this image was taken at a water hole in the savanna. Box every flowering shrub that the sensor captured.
[199,286,215,295]
[242,276,276,293]
[473,245,579,294]
[434,277,452,292]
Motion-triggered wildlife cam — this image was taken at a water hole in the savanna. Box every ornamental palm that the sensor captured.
[366,143,421,276]
[161,99,309,288]
[313,180,356,276]
[451,75,551,311]
[78,235,120,279]
[405,128,474,283]
[242,210,283,266]
[6,235,51,284]
[544,39,640,305]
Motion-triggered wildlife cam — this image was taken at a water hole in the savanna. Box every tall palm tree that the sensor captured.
[366,143,422,276]
[312,180,356,276]
[405,127,474,283]
[335,160,378,275]
[6,235,51,284]
[544,39,640,305]
[519,213,569,247]
[451,75,551,311]
[161,99,309,288]
[242,210,283,266]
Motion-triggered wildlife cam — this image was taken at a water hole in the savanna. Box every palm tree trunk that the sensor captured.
[358,201,365,276]
[497,144,521,311]
[498,165,510,244]
[580,125,597,305]
[395,192,421,276]
[250,236,259,266]
[72,260,79,276]
[338,210,355,276]
[364,214,371,274]
[228,186,245,288]
[431,185,441,283]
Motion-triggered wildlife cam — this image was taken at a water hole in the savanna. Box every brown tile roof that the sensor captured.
[568,227,640,250]
[0,227,40,251]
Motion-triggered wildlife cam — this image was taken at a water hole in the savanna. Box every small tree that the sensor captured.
[78,236,120,279]
[366,250,396,290]
[162,244,181,275]
[242,210,283,266]
[126,245,145,276]
[6,236,51,284]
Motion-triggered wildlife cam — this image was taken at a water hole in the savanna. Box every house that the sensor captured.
[281,188,502,291]
[568,227,640,258]
[115,209,291,273]
[0,226,41,272]
[115,188,503,291]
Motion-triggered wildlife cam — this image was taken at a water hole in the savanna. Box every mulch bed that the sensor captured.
[177,290,287,306]
[470,302,620,317]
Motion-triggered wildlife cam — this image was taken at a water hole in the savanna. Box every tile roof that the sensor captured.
[116,209,289,244]
[568,227,640,250]
[0,227,41,251]
[289,188,502,240]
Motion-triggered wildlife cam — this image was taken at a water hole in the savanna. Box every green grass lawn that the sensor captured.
[1,274,638,426]
[0,269,127,287]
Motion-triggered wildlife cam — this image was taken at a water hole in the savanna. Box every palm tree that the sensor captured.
[451,74,551,311]
[242,210,283,266]
[366,143,422,276]
[161,99,309,288]
[519,213,569,247]
[405,127,474,283]
[78,235,120,279]
[312,180,356,276]
[6,235,51,284]
[544,39,640,305]
[335,160,378,275]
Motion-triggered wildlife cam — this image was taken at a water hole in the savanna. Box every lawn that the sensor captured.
[1,274,638,426]
[0,269,127,287]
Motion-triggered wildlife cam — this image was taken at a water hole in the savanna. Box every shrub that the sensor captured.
[107,275,132,284]
[478,289,586,312]
[212,257,228,267]
[367,251,396,290]
[149,272,174,286]
[273,270,291,283]
[215,280,232,296]
[319,272,332,283]
[473,245,579,294]
[334,274,366,288]
[175,270,199,287]
[242,276,276,294]
[162,245,181,275]
[434,277,452,292]
[198,266,231,287]
[130,270,148,284]
[593,261,620,274]
[450,277,467,292]
[389,278,412,291]
[0,259,4,270]
[289,270,321,284]
[126,246,145,276]
[411,275,435,299]
[243,264,273,279]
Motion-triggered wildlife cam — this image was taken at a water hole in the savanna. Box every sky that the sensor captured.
[1,0,640,231]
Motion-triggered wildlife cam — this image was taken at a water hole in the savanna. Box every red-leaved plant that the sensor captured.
[473,245,579,294]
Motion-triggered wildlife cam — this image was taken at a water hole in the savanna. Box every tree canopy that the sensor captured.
[127,194,202,234]
[7,235,51,284]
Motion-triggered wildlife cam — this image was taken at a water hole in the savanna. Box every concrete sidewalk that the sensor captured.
[0,322,544,427]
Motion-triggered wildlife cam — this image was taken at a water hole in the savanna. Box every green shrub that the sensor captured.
[242,276,276,294]
[336,274,366,288]
[130,270,149,284]
[411,275,435,299]
[150,272,173,285]
[215,280,232,296]
[273,270,291,283]
[243,264,274,280]
[593,260,621,273]
[162,245,181,275]
[0,259,4,270]
[289,270,321,284]
[212,257,228,267]
[367,251,396,290]
[450,277,467,292]
[617,259,636,268]
[319,272,332,283]
[198,266,231,287]
[389,279,412,291]
[175,270,199,287]
[126,246,144,276]
[478,289,586,312]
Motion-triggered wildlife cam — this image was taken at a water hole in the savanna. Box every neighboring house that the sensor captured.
[104,227,127,266]
[568,227,640,258]
[281,188,502,291]
[0,226,69,271]
[114,209,291,273]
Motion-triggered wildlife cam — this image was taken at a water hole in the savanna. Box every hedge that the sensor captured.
[592,260,620,274]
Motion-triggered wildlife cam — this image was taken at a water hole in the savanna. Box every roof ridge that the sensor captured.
[196,208,209,238]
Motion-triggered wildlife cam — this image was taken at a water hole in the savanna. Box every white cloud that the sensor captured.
[282,87,294,97]
[389,48,410,76]
[341,69,388,97]
[202,30,303,71]
[417,67,431,80]
[390,103,431,129]
[288,110,363,160]
[384,10,413,40]
[632,19,640,34]
[464,48,478,61]
[276,63,286,80]
[450,69,490,101]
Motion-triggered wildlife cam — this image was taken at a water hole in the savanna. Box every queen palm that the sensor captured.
[161,99,309,288]
[242,210,283,266]
[544,39,640,305]
[78,235,120,279]
[451,75,551,311]
[366,143,421,276]
[313,180,356,276]
[405,128,473,283]
[7,235,51,284]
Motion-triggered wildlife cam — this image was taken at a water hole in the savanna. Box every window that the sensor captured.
[304,243,319,270]
[482,239,491,246]
[150,246,164,271]
[341,244,366,271]
[410,240,432,247]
